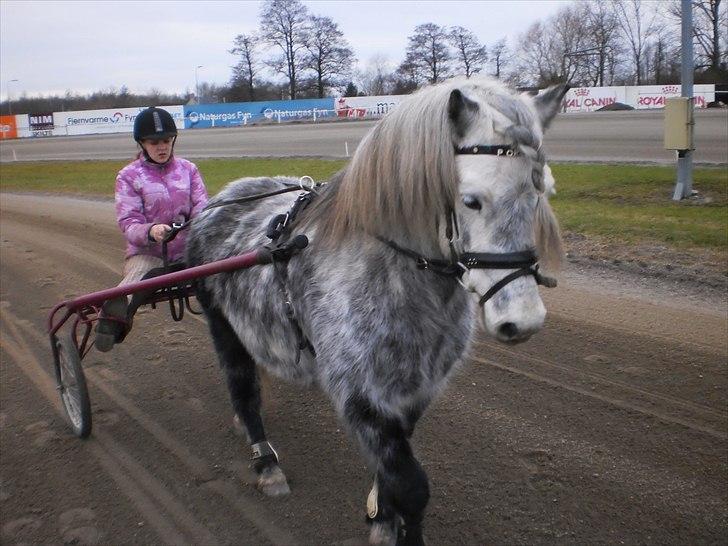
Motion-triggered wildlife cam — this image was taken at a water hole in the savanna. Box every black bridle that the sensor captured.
[380,143,557,306]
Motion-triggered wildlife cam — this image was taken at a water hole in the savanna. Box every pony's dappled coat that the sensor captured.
[186,75,567,546]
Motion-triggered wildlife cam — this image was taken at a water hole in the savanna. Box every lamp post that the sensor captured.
[7,79,19,115]
[195,65,203,103]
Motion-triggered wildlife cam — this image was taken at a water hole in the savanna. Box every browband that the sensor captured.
[455,144,519,156]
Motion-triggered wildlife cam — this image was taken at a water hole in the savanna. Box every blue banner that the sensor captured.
[184,98,335,129]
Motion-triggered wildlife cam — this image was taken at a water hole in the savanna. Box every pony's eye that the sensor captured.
[462,195,482,211]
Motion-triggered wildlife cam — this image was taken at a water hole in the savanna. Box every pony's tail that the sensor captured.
[534,195,563,271]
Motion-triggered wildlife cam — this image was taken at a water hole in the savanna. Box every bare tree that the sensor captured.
[260,0,310,99]
[229,33,260,101]
[693,0,727,70]
[401,23,452,84]
[515,4,590,86]
[490,38,510,78]
[393,58,423,93]
[359,54,394,95]
[448,26,488,78]
[303,15,355,98]
[583,0,622,86]
[668,0,727,72]
[613,0,659,84]
[513,21,552,86]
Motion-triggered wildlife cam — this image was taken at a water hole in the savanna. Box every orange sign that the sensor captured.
[0,115,18,139]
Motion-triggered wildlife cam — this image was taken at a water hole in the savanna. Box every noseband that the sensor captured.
[379,143,557,306]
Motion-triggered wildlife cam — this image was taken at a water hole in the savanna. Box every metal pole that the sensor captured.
[195,65,203,103]
[7,79,19,115]
[673,0,694,201]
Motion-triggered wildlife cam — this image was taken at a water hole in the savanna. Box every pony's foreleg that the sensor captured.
[204,307,290,497]
[346,396,429,546]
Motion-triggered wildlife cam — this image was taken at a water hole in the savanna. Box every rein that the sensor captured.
[201,177,321,212]
[380,142,556,306]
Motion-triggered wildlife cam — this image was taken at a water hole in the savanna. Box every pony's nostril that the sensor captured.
[498,322,519,339]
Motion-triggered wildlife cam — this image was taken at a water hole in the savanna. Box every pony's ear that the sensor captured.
[533,84,569,129]
[448,89,479,137]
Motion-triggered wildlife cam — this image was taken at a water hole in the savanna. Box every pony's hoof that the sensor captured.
[369,521,397,546]
[257,466,290,497]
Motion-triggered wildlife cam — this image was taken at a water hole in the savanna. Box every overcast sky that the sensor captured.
[0,0,569,101]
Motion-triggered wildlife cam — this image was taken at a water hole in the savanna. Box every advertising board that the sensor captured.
[334,95,403,118]
[0,115,18,139]
[53,105,184,135]
[184,98,334,129]
[629,84,715,109]
[29,112,55,137]
[562,87,626,113]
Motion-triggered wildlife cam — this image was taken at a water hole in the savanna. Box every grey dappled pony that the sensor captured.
[186,76,567,546]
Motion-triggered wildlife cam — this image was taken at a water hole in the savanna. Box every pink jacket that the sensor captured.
[115,156,208,262]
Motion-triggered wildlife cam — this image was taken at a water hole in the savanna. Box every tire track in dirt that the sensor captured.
[0,319,218,546]
[547,307,727,355]
[542,290,727,353]
[475,337,726,421]
[1,216,120,277]
[1,297,299,546]
[469,349,727,440]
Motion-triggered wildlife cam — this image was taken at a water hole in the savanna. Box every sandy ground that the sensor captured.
[1,193,726,545]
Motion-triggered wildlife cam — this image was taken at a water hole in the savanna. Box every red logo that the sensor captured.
[574,88,589,97]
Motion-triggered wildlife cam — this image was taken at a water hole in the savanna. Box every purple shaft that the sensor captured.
[66,249,270,311]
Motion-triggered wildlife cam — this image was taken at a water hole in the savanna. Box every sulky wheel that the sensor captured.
[54,333,92,438]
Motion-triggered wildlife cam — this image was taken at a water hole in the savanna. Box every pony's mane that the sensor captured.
[302,76,562,264]
[305,78,489,253]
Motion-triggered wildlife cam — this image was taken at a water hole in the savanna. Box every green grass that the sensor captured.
[549,164,727,250]
[1,158,726,252]
[0,158,348,196]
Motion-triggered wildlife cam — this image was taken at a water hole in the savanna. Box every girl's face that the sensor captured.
[141,137,173,163]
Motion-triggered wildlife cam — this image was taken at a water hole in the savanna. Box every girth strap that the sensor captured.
[266,191,318,361]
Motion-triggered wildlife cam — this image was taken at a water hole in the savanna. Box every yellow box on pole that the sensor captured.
[664,97,694,150]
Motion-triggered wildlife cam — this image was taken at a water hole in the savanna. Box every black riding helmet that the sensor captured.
[133,107,178,142]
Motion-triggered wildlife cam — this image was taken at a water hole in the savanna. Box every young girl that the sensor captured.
[96,107,209,351]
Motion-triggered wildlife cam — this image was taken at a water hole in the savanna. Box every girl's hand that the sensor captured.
[149,223,172,242]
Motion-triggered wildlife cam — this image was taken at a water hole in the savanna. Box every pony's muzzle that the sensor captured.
[483,286,546,344]
[495,321,535,343]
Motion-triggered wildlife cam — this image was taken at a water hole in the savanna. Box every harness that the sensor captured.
[264,182,321,361]
[379,143,557,306]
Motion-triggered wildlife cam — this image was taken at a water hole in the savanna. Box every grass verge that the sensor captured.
[1,158,726,255]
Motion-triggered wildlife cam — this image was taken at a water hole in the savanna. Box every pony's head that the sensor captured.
[447,78,566,343]
[313,76,566,343]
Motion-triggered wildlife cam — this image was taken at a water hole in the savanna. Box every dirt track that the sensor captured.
[1,193,726,545]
